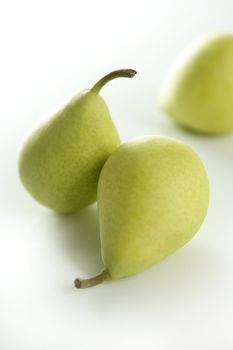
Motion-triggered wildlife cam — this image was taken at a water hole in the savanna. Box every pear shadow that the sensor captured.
[91,240,224,315]
[52,204,104,277]
[169,119,232,138]
[157,108,232,136]
[157,116,233,162]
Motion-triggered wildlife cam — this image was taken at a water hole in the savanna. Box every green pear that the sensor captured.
[160,34,233,134]
[74,136,209,288]
[19,69,136,213]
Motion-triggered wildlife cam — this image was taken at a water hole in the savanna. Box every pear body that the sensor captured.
[97,136,209,280]
[160,34,233,134]
[19,90,120,213]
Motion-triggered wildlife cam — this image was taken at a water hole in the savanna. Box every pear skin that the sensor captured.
[75,136,209,288]
[19,69,136,213]
[160,34,233,134]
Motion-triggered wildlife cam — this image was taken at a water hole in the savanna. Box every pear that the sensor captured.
[19,69,136,213]
[74,136,209,288]
[160,34,233,134]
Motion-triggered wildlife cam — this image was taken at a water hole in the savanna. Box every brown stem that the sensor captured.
[91,69,137,94]
[74,269,110,289]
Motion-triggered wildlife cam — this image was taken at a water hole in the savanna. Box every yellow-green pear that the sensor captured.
[160,34,233,134]
[74,136,209,288]
[19,69,136,213]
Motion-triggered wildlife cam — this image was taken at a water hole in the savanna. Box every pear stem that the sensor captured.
[91,69,137,94]
[74,269,110,289]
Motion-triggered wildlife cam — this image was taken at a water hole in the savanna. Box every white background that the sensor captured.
[0,0,233,349]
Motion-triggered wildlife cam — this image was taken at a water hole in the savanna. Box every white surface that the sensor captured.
[1,1,233,349]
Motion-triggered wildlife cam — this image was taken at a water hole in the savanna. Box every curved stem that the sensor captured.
[91,69,137,94]
[74,269,110,289]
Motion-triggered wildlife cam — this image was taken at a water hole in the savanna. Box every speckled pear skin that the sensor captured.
[160,34,233,134]
[97,136,209,280]
[19,91,120,213]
